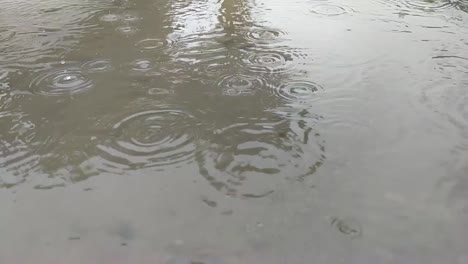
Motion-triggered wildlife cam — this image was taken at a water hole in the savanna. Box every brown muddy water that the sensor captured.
[1,0,468,263]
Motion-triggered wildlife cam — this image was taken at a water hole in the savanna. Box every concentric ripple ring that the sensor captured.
[29,67,93,96]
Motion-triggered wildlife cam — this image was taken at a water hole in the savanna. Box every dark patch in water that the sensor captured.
[242,190,274,199]
[201,196,217,207]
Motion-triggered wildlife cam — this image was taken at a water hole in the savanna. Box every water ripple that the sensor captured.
[29,67,93,96]
[273,81,323,102]
[96,108,199,171]
[98,10,141,23]
[128,59,161,76]
[115,25,139,35]
[421,55,468,132]
[0,111,47,188]
[380,0,454,13]
[244,27,287,44]
[99,13,121,23]
[135,38,174,51]
[195,117,325,197]
[455,0,468,13]
[310,4,352,16]
[193,59,229,83]
[241,52,292,73]
[216,74,267,96]
[1,1,111,68]
[177,31,229,83]
[403,0,453,10]
[82,59,114,73]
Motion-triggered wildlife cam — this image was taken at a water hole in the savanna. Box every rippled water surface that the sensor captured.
[1,0,468,262]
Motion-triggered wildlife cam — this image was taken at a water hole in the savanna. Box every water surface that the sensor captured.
[1,0,468,263]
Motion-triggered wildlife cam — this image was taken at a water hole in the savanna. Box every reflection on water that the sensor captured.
[1,0,468,262]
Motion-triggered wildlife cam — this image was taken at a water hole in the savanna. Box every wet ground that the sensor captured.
[1,0,468,263]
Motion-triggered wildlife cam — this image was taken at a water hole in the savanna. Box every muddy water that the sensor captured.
[1,0,468,262]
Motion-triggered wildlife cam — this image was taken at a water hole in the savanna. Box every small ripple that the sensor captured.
[310,4,351,16]
[99,13,121,22]
[115,25,139,35]
[120,12,141,23]
[130,59,155,73]
[240,48,305,74]
[135,37,174,51]
[244,27,287,44]
[96,108,199,171]
[216,74,267,96]
[98,11,141,23]
[242,52,290,73]
[273,81,323,102]
[82,59,114,73]
[29,67,93,96]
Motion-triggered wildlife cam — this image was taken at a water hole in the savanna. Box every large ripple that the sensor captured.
[96,108,200,171]
[195,116,326,197]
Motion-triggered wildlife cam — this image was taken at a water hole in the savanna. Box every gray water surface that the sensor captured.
[1,0,468,263]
